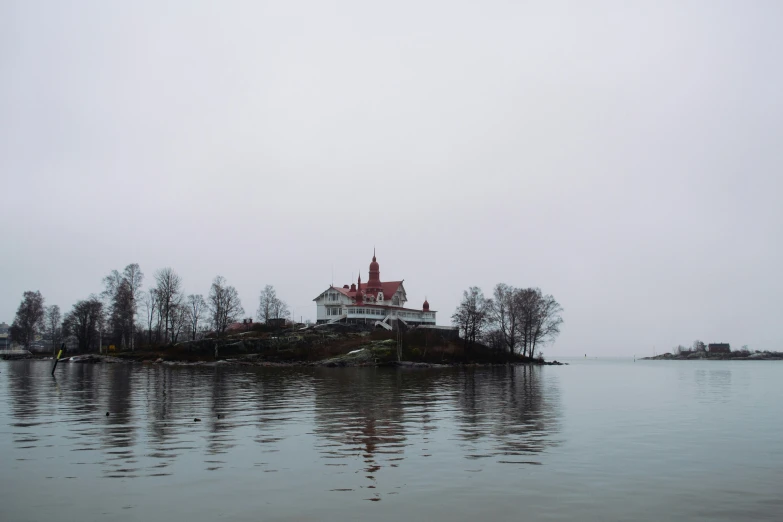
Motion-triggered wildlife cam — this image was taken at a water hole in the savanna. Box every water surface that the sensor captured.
[1,359,781,521]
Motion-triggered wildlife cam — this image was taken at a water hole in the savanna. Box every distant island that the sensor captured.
[642,342,782,361]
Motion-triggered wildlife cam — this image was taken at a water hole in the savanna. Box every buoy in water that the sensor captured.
[194,418,201,422]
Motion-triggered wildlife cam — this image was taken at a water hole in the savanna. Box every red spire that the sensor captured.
[367,249,381,292]
[423,297,430,311]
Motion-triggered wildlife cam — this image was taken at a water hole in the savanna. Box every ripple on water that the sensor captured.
[2,362,568,511]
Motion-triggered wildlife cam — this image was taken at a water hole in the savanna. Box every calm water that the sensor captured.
[1,359,781,521]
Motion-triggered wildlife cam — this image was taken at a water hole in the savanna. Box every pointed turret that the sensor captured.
[355,274,363,303]
[367,249,382,293]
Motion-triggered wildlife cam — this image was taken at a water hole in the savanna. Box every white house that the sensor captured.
[314,251,436,327]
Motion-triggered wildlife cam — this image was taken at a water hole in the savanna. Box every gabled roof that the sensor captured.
[332,281,403,300]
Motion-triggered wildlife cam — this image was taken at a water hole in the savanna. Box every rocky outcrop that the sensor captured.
[642,351,783,361]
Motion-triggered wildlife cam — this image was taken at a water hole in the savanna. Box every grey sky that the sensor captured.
[2,1,781,356]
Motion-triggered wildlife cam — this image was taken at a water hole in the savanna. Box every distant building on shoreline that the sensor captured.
[313,251,436,327]
[708,343,731,354]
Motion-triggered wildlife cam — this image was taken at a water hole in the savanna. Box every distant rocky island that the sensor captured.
[643,350,783,361]
[642,341,782,361]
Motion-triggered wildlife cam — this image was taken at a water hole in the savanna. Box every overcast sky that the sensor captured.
[1,1,781,356]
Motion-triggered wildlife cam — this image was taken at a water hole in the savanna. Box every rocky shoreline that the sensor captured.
[642,351,783,361]
[3,330,567,367]
[5,351,566,368]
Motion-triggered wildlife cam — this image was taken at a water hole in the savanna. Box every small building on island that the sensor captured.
[313,251,436,327]
[708,343,731,354]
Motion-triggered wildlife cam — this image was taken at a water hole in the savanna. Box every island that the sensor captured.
[642,342,782,361]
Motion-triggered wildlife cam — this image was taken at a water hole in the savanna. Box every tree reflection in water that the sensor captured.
[2,361,561,501]
[311,365,561,500]
[455,365,561,464]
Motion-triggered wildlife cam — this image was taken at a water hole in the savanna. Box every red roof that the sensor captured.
[333,281,403,300]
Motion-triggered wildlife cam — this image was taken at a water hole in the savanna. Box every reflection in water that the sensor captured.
[103,365,137,478]
[313,369,408,500]
[4,360,782,522]
[1,361,561,501]
[456,365,561,464]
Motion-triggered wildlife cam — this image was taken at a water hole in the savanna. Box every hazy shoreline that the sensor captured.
[642,352,783,361]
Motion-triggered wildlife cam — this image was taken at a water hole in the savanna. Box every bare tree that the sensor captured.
[107,278,133,349]
[272,299,290,321]
[692,340,706,352]
[513,288,538,357]
[9,291,46,349]
[123,263,144,351]
[490,283,522,353]
[257,285,276,324]
[169,303,188,343]
[63,297,104,352]
[154,267,183,343]
[186,294,208,341]
[101,264,144,351]
[452,286,492,350]
[209,276,245,336]
[529,292,563,357]
[511,288,563,358]
[257,285,289,323]
[482,328,506,351]
[141,289,158,345]
[44,305,63,356]
[102,270,123,300]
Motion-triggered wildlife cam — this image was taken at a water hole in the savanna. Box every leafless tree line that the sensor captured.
[139,270,246,345]
[452,284,563,358]
[9,264,292,352]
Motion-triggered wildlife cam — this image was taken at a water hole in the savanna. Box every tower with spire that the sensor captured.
[367,248,382,293]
